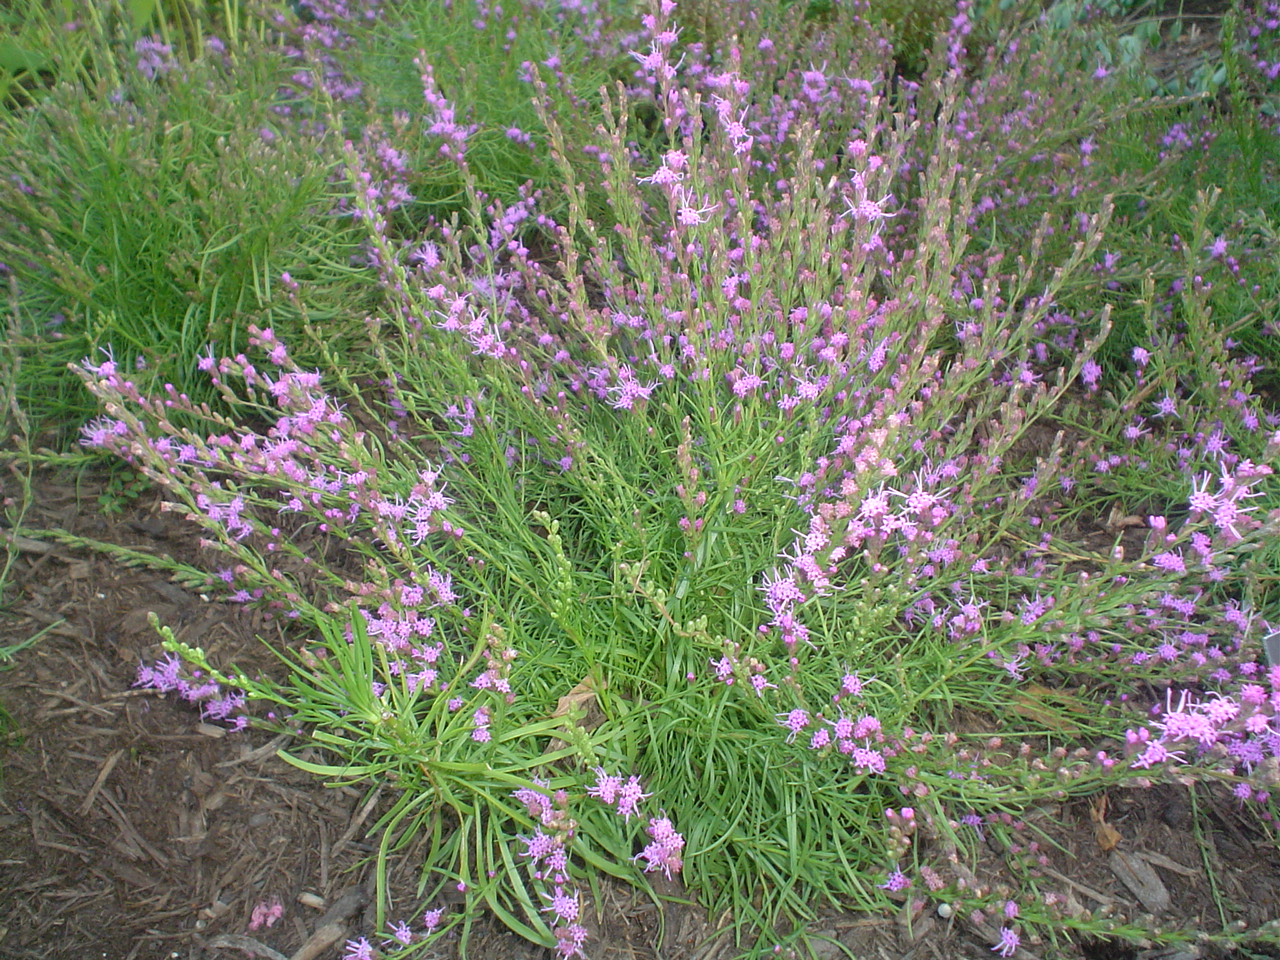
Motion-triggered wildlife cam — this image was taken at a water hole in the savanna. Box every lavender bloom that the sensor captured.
[992,927,1020,957]
[615,776,650,821]
[636,816,685,879]
[777,708,810,743]
[542,886,580,923]
[134,37,177,81]
[384,919,414,945]
[879,868,910,892]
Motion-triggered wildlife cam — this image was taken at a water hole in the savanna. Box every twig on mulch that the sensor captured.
[331,784,382,857]
[76,747,125,816]
[288,886,367,960]
[1035,864,1117,906]
[216,733,293,767]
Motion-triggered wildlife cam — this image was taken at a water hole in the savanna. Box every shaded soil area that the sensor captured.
[2,468,1280,960]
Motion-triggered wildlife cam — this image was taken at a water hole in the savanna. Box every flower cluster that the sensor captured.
[588,768,685,881]
[513,782,588,958]
[134,654,248,729]
[1126,677,1280,791]
[134,37,179,82]
[636,815,685,880]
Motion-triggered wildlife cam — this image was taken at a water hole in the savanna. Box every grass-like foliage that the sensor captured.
[12,0,1280,958]
[1,2,366,439]
[0,0,611,444]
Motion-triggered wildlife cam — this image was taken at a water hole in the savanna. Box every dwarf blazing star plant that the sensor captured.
[68,1,1280,957]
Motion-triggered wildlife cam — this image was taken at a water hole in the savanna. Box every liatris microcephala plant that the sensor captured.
[68,1,1280,956]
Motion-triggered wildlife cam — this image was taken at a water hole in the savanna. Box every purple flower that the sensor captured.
[673,186,719,226]
[385,919,414,945]
[842,171,897,226]
[777,709,810,743]
[761,568,806,612]
[851,746,886,774]
[637,816,685,879]
[615,776,650,821]
[542,886,580,923]
[709,655,735,685]
[609,365,659,410]
[134,36,177,80]
[587,767,622,805]
[879,868,910,891]
[522,829,558,864]
[992,926,1020,957]
[554,922,588,958]
[1131,738,1181,769]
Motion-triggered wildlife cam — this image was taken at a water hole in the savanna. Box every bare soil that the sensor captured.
[2,468,1279,960]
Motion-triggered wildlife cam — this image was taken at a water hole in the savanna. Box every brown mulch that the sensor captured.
[2,466,1280,960]
[0,469,376,960]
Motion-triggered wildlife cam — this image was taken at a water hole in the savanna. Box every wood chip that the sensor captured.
[199,901,231,921]
[216,733,292,767]
[148,578,196,605]
[896,898,935,949]
[314,886,366,927]
[206,934,289,960]
[99,860,157,888]
[288,922,348,960]
[1089,794,1122,852]
[76,748,125,817]
[1109,849,1171,914]
[97,790,170,869]
[1138,850,1198,878]
[297,892,326,910]
[1034,865,1116,905]
[289,887,367,960]
[66,561,92,579]
[0,530,57,554]
[331,786,381,855]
